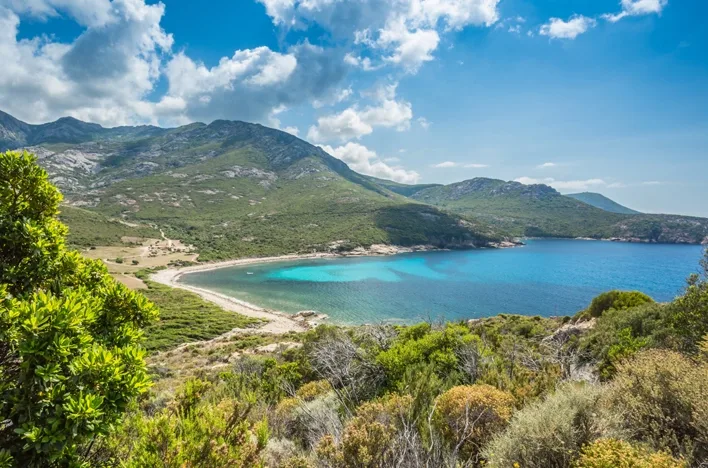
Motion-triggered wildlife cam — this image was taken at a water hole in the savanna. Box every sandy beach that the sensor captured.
[150,244,440,334]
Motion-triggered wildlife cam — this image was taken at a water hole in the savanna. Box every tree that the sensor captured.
[0,151,159,466]
[667,249,708,352]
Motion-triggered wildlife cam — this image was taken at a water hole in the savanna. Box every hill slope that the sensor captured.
[566,192,640,215]
[410,178,708,244]
[2,111,503,260]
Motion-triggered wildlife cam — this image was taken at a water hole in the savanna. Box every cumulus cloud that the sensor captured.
[0,1,349,127]
[603,0,668,22]
[0,0,172,125]
[417,117,431,129]
[540,15,597,39]
[307,83,413,143]
[320,142,420,184]
[537,162,557,168]
[258,0,501,73]
[515,176,607,191]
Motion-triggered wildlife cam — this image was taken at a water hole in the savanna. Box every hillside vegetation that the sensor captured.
[1,111,502,259]
[410,178,708,243]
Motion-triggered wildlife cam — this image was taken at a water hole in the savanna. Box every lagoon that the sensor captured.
[178,239,704,324]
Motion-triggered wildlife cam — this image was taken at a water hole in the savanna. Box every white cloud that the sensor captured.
[642,180,663,186]
[312,87,353,109]
[540,15,597,39]
[258,0,501,74]
[320,142,420,184]
[603,0,668,22]
[0,0,173,126]
[417,117,431,129]
[383,156,401,163]
[432,161,458,168]
[0,1,349,127]
[307,83,413,143]
[537,162,557,168]
[0,0,114,27]
[515,176,607,191]
[508,25,521,34]
[432,161,488,168]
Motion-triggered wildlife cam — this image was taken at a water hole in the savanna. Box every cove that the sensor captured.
[178,239,705,325]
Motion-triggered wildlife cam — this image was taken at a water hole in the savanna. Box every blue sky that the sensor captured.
[2,0,707,216]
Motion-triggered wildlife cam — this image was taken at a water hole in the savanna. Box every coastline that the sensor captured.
[149,244,449,334]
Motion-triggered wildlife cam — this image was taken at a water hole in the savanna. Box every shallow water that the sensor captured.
[179,239,705,324]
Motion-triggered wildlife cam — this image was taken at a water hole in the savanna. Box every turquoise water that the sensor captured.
[179,240,705,324]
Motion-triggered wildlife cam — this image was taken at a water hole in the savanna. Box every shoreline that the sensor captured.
[149,244,447,334]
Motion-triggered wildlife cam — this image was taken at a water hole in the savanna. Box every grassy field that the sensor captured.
[137,278,262,352]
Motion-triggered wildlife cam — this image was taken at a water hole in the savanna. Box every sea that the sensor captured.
[178,239,705,324]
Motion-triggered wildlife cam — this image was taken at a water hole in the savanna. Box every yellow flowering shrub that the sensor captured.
[434,384,515,460]
[574,439,686,468]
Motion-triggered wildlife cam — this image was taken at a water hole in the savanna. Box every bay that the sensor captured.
[178,239,705,324]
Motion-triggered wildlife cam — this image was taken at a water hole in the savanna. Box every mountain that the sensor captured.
[566,192,641,215]
[1,111,503,260]
[409,178,708,244]
[363,175,441,197]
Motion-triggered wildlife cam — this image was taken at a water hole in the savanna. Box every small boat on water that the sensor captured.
[246,272,254,275]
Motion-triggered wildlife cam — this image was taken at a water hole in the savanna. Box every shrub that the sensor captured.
[115,257,124,264]
[434,384,515,462]
[105,398,268,467]
[0,151,158,466]
[666,249,708,352]
[483,383,622,468]
[296,379,332,401]
[317,394,413,468]
[132,259,140,265]
[579,302,669,379]
[574,439,686,468]
[601,349,708,463]
[289,393,343,450]
[575,291,654,321]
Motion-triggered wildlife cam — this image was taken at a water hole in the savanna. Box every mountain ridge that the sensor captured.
[2,109,706,252]
[0,110,504,260]
[566,192,641,215]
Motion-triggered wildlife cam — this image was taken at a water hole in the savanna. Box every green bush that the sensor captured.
[0,151,158,466]
[601,349,708,463]
[573,438,686,468]
[666,249,708,352]
[483,383,622,468]
[115,257,124,264]
[575,290,654,321]
[580,302,670,379]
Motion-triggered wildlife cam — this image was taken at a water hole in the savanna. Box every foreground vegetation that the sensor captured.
[2,151,707,467]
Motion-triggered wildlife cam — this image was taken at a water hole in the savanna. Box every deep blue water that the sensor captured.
[179,240,705,325]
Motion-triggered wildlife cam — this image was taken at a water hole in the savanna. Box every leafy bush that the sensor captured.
[573,439,686,468]
[575,290,654,321]
[0,151,158,466]
[579,302,670,379]
[434,384,515,462]
[317,394,413,468]
[105,397,268,467]
[666,249,708,352]
[483,383,622,468]
[601,349,708,463]
[296,380,332,402]
[115,257,124,264]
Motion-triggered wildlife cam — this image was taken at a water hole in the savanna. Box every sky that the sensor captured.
[1,0,707,216]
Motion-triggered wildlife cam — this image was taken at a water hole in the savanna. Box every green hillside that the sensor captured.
[58,206,160,247]
[410,178,708,243]
[2,112,502,260]
[566,192,641,214]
